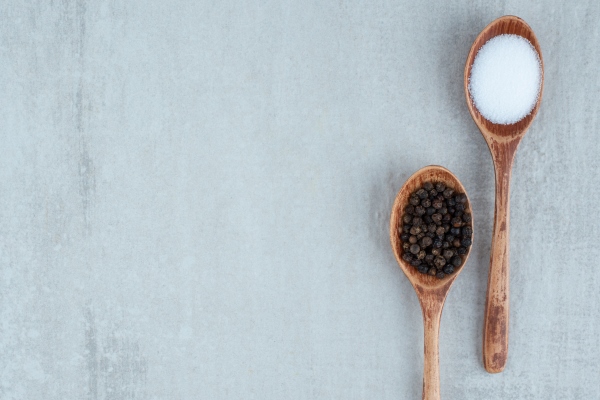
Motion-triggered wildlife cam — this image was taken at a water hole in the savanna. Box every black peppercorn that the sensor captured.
[416,189,428,199]
[409,226,422,235]
[451,217,462,228]
[426,232,435,238]
[443,224,451,233]
[461,238,472,247]
[421,198,431,208]
[425,254,434,263]
[432,238,443,248]
[423,215,432,224]
[428,224,437,233]
[403,214,412,224]
[457,247,467,255]
[451,256,462,267]
[412,217,423,226]
[429,189,438,197]
[415,206,426,216]
[406,205,415,215]
[462,213,472,223]
[418,265,429,274]
[445,235,455,243]
[417,250,426,260]
[455,193,467,204]
[450,227,461,236]
[432,199,443,209]
[434,256,446,268]
[409,244,420,254]
[443,265,454,274]
[447,198,456,207]
[431,247,441,256]
[436,271,445,279]
[443,249,454,260]
[439,207,448,215]
[455,203,465,212]
[426,207,436,216]
[443,188,454,199]
[442,241,450,249]
[401,233,410,242]
[435,226,445,236]
[403,242,410,251]
[417,232,424,239]
[442,214,452,223]
[402,253,412,262]
[423,182,434,191]
[428,267,437,276]
[410,259,421,267]
[409,235,418,244]
[420,236,433,248]
[435,182,446,192]
[431,213,442,223]
[410,196,420,206]
[462,226,472,236]
[403,224,411,233]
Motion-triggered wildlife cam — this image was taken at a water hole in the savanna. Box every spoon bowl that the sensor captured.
[464,15,544,139]
[390,165,473,400]
[464,15,544,374]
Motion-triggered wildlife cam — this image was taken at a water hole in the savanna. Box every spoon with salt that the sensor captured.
[464,15,544,373]
[390,165,473,400]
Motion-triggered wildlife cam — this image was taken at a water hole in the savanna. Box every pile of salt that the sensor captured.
[468,34,542,125]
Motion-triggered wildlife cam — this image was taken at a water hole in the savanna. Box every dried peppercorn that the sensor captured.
[421,198,431,208]
[410,196,420,206]
[420,236,433,247]
[423,182,434,191]
[462,226,472,237]
[435,182,446,192]
[401,233,410,242]
[415,206,426,216]
[451,217,463,228]
[416,189,428,199]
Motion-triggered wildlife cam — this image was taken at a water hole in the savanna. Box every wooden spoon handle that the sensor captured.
[483,149,515,373]
[421,301,443,400]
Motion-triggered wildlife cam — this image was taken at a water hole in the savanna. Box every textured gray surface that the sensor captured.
[0,1,598,399]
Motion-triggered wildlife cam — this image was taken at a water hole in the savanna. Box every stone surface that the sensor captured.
[1,1,598,399]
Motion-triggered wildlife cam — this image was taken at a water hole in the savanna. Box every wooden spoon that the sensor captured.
[390,165,474,400]
[464,15,544,373]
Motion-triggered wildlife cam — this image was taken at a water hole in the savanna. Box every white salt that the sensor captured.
[468,34,541,125]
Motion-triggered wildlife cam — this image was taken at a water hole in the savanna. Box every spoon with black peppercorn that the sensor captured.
[464,15,544,374]
[390,165,473,400]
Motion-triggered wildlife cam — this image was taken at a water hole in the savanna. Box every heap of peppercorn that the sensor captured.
[398,181,472,279]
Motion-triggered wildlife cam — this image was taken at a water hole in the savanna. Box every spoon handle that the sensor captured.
[421,299,443,400]
[483,147,516,373]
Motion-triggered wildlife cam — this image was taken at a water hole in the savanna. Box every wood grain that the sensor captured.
[464,15,544,373]
[390,165,474,400]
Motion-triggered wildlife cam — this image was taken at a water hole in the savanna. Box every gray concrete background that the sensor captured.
[0,1,598,399]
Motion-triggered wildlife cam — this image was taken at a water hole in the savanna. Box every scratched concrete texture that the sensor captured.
[0,1,598,399]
